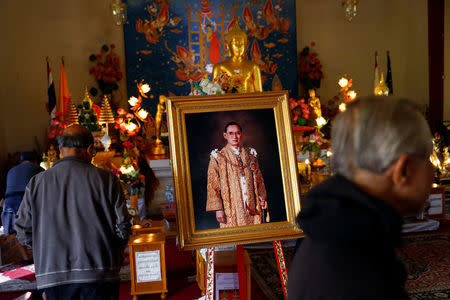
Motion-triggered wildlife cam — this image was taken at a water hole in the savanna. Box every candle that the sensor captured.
[305,159,310,182]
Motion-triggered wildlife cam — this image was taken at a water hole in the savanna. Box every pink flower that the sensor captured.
[289,99,298,110]
[123,140,134,149]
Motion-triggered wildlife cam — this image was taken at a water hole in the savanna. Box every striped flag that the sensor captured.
[373,51,380,92]
[46,60,57,121]
[386,51,393,95]
[58,58,71,124]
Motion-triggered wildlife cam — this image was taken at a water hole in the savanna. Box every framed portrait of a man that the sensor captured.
[167,91,302,250]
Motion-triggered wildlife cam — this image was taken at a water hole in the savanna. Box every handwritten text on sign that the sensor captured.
[135,250,161,283]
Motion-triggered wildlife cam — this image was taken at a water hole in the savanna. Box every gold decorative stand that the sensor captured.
[273,240,288,299]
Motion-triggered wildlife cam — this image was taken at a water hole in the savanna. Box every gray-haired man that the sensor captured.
[15,124,131,300]
[288,96,434,299]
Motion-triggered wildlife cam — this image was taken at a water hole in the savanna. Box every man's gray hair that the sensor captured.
[331,96,432,178]
[57,129,94,149]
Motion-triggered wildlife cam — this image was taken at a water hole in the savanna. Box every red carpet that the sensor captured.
[398,231,450,298]
[119,272,202,299]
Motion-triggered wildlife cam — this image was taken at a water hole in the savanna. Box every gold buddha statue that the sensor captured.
[213,22,262,93]
[151,95,167,155]
[308,89,322,119]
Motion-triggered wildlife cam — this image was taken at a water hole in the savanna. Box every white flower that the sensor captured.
[209,86,221,95]
[205,64,213,74]
[249,148,258,157]
[210,149,219,159]
[316,117,327,128]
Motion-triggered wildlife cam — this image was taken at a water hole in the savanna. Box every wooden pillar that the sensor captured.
[428,0,445,131]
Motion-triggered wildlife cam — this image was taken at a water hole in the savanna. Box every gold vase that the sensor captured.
[293,131,304,156]
[130,194,140,225]
[309,150,319,163]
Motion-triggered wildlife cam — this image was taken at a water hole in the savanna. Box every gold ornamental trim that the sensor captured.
[273,240,288,299]
[206,248,215,300]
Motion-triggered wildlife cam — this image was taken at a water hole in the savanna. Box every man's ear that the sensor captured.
[391,154,412,186]
[223,132,227,139]
[59,146,64,158]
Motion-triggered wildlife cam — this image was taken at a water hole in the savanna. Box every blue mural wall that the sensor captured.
[124,0,298,115]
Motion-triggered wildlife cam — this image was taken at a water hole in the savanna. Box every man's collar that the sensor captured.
[229,145,241,155]
[53,156,91,166]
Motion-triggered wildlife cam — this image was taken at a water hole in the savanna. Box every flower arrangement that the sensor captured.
[322,95,340,121]
[190,78,224,95]
[48,112,66,140]
[115,108,141,137]
[114,107,151,153]
[122,82,158,152]
[213,71,245,93]
[338,76,357,104]
[289,97,311,129]
[113,150,145,197]
[298,42,324,91]
[89,44,123,95]
[299,131,327,157]
[110,82,157,198]
[323,76,358,121]
[289,97,328,162]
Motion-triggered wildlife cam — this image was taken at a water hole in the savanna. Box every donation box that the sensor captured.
[128,232,167,299]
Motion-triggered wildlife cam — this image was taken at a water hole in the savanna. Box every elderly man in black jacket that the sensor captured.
[16,124,131,300]
[288,97,435,300]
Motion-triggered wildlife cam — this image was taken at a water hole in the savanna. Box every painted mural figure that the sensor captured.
[212,23,263,93]
[206,122,269,228]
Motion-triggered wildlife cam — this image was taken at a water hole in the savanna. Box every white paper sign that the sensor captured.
[428,193,443,215]
[215,272,239,300]
[135,250,161,283]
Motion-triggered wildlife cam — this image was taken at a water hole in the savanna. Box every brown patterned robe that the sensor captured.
[206,144,267,228]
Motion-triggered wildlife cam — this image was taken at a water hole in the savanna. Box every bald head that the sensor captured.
[63,124,91,136]
[58,125,94,160]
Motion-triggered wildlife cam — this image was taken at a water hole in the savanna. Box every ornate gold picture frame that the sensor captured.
[167,91,303,250]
